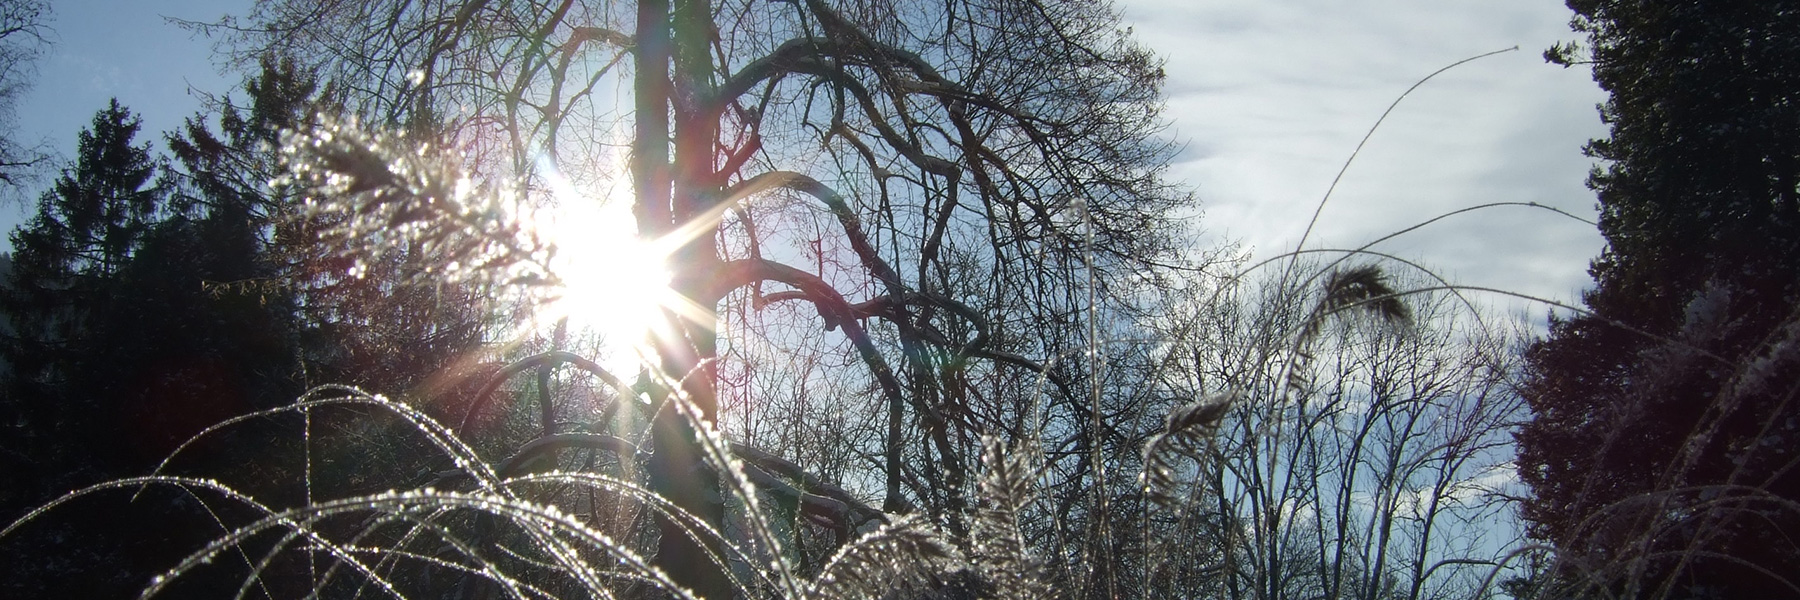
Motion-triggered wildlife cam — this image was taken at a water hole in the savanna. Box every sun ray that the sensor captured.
[529,155,678,376]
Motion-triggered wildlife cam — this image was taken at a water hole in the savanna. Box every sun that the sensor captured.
[530,157,676,376]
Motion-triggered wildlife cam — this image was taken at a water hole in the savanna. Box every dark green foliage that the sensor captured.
[0,100,240,597]
[0,100,168,503]
[153,56,506,509]
[1517,2,1800,597]
[167,57,501,420]
[0,63,500,596]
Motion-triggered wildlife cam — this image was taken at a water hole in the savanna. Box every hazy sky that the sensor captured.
[9,0,1606,318]
[8,0,239,229]
[1121,0,1607,317]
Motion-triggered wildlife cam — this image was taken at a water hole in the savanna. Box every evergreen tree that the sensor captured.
[169,56,500,408]
[1517,3,1800,597]
[0,100,207,598]
[169,58,507,498]
[0,100,165,503]
[0,67,507,597]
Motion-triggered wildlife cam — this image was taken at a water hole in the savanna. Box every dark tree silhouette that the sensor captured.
[0,100,166,503]
[1518,2,1800,597]
[0,101,235,598]
[167,58,511,501]
[0,65,513,600]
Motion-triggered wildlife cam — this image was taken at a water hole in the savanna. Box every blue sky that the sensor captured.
[7,0,238,227]
[13,0,237,156]
[8,0,1606,317]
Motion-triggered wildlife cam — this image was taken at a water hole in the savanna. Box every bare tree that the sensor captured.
[0,0,49,190]
[206,0,1198,596]
[1145,263,1527,600]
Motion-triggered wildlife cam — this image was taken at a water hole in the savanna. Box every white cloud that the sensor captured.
[1118,0,1609,317]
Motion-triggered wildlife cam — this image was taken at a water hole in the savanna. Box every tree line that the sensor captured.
[0,58,513,594]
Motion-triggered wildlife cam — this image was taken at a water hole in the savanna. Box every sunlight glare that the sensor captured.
[532,156,674,375]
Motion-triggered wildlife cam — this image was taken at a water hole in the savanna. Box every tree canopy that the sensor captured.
[205,0,1201,596]
[1519,2,1800,597]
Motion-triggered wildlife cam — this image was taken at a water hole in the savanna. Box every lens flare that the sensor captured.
[530,156,676,375]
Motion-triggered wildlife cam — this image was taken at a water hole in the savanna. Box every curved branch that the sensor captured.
[739,3,1059,136]
[712,40,959,177]
[757,283,1074,399]
[735,460,860,537]
[723,171,904,292]
[498,432,639,478]
[712,34,959,117]
[443,429,893,535]
[725,173,1070,387]
[566,26,633,51]
[456,351,634,433]
[695,257,914,510]
[731,442,896,526]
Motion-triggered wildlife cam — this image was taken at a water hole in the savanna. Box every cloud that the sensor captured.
[1119,0,1608,318]
[59,54,132,96]
[1343,463,1520,523]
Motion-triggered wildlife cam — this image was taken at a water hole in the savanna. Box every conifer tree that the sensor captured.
[0,100,187,597]
[0,100,165,501]
[1517,3,1800,597]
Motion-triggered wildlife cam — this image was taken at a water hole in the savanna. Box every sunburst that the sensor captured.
[527,156,679,377]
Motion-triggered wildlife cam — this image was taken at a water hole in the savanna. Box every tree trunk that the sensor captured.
[637,0,731,596]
